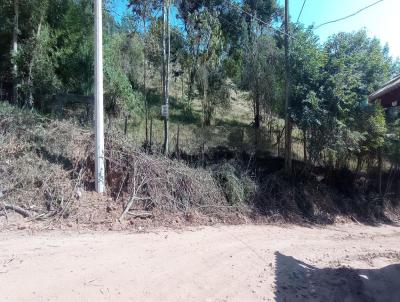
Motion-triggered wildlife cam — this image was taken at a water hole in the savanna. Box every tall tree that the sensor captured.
[162,0,171,154]
[283,0,291,173]
[239,19,282,148]
[129,0,159,146]
[177,3,230,126]
[323,30,392,167]
[12,0,19,103]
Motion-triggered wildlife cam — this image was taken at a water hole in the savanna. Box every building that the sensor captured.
[369,75,400,108]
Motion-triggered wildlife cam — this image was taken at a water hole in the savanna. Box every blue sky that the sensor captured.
[279,0,400,58]
[111,0,400,58]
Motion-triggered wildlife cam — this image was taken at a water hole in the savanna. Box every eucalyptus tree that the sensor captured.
[234,0,281,150]
[12,0,18,103]
[177,1,231,126]
[240,24,283,147]
[128,0,160,145]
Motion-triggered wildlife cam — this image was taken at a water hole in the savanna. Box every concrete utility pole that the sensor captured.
[284,0,292,174]
[94,0,105,193]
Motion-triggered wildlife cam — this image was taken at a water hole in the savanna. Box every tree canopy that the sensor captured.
[0,0,399,173]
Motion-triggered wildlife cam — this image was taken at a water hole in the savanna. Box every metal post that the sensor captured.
[94,0,105,193]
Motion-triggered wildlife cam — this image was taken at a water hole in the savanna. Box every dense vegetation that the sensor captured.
[1,0,400,190]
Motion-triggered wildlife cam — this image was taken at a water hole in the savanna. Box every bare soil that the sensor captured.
[1,223,400,302]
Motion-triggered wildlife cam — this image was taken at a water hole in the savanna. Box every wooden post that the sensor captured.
[284,0,292,174]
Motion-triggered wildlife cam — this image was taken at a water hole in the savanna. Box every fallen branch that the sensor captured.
[29,211,57,221]
[126,210,153,219]
[119,195,151,221]
[3,204,31,218]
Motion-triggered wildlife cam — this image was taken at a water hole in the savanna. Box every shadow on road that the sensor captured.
[274,252,400,302]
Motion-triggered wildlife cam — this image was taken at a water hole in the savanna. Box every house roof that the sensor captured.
[369,75,400,102]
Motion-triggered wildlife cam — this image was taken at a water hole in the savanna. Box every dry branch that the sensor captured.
[3,204,31,218]
[126,210,153,219]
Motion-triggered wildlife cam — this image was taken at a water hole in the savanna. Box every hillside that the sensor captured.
[1,102,399,231]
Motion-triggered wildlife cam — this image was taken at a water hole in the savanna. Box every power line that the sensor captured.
[315,0,384,29]
[296,0,307,23]
[226,1,293,40]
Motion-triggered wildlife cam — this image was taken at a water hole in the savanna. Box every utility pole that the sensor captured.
[142,13,148,147]
[94,0,105,193]
[162,0,170,154]
[284,0,292,174]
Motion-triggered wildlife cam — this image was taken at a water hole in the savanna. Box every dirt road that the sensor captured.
[1,224,400,302]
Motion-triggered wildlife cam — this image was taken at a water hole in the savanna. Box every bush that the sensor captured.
[213,162,256,205]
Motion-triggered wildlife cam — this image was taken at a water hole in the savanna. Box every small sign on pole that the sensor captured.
[161,104,169,117]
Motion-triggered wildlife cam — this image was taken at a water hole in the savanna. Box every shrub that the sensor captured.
[213,162,256,205]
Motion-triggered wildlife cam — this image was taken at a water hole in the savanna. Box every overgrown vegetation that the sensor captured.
[1,1,400,227]
[1,103,399,227]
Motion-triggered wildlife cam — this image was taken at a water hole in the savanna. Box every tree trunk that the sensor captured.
[355,154,363,175]
[303,129,307,163]
[27,8,45,109]
[143,17,148,146]
[162,0,170,155]
[285,121,293,171]
[284,0,292,174]
[254,94,260,150]
[254,95,260,129]
[107,114,113,131]
[378,148,383,196]
[268,110,273,142]
[12,0,19,104]
[396,165,400,197]
[149,117,153,151]
[176,124,180,159]
[124,115,128,135]
[181,72,185,108]
[202,87,211,126]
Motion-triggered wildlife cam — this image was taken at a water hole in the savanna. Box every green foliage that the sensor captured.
[19,23,60,107]
[104,33,143,119]
[0,0,399,173]
[385,119,400,166]
[239,21,283,122]
[357,104,387,153]
[55,0,94,95]
[290,26,325,120]
[180,7,231,125]
[213,163,256,205]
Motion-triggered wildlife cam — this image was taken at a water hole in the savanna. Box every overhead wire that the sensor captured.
[315,0,384,29]
[226,0,293,40]
[296,0,307,23]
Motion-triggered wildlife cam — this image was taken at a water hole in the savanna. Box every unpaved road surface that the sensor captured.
[1,224,400,302]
